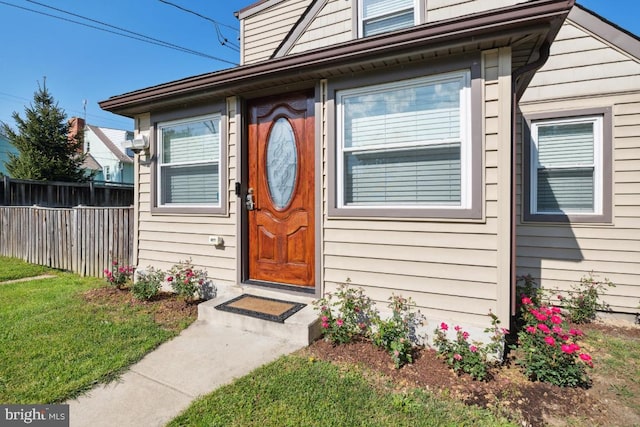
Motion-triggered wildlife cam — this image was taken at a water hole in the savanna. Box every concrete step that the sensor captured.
[197,286,322,347]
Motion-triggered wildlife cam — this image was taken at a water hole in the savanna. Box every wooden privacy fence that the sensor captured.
[0,206,133,277]
[1,176,134,207]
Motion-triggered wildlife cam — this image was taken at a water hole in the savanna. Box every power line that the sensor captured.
[214,23,240,52]
[0,92,30,103]
[0,0,237,66]
[0,91,132,128]
[157,0,239,32]
[24,0,239,64]
[158,0,240,52]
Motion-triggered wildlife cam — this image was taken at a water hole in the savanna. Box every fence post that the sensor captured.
[89,181,96,206]
[3,176,10,206]
[47,184,54,207]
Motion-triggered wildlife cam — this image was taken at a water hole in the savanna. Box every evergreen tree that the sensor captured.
[1,81,88,182]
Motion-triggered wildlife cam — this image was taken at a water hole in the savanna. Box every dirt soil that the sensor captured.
[305,321,640,427]
[82,286,199,331]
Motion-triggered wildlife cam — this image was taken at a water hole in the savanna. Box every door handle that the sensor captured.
[245,188,256,211]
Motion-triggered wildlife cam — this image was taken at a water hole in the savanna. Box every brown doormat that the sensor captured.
[215,294,306,323]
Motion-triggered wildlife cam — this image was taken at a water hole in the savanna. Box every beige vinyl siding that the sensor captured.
[244,0,530,60]
[289,0,351,55]
[132,98,239,287]
[427,0,527,23]
[242,0,311,64]
[518,18,640,314]
[321,48,513,329]
[521,20,640,103]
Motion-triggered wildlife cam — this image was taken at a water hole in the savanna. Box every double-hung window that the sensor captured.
[336,70,472,212]
[157,114,221,208]
[360,0,418,37]
[530,116,602,216]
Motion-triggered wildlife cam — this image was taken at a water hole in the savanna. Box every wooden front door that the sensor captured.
[247,92,315,288]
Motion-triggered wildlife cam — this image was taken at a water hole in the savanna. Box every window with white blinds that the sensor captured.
[361,0,417,37]
[337,71,471,208]
[157,114,221,207]
[530,116,602,215]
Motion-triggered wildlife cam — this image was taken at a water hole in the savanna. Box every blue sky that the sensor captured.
[0,0,638,132]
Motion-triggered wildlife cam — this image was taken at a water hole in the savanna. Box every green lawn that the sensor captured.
[0,256,53,281]
[585,328,640,413]
[0,271,193,403]
[169,355,515,427]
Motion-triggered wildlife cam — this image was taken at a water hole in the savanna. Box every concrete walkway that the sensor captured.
[66,321,303,427]
[0,274,57,285]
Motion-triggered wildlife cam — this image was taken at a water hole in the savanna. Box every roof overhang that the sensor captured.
[100,0,574,117]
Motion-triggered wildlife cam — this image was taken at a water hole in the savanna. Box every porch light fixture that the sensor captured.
[126,135,151,165]
[128,135,149,154]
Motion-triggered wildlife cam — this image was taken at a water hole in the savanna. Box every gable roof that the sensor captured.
[87,125,133,164]
[236,0,283,19]
[570,3,640,61]
[82,152,102,171]
[101,0,574,117]
[272,0,329,59]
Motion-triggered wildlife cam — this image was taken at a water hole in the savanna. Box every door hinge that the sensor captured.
[235,182,241,197]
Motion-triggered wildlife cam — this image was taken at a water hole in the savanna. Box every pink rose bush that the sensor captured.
[515,294,593,386]
[433,312,507,381]
[103,260,135,289]
[371,295,424,368]
[166,258,208,302]
[313,281,378,345]
[314,282,424,368]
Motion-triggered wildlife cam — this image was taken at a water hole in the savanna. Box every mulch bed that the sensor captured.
[305,321,640,427]
[82,286,199,330]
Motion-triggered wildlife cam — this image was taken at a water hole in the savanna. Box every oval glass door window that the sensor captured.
[266,118,298,209]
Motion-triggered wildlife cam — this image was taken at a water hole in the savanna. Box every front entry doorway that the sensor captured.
[246,91,315,288]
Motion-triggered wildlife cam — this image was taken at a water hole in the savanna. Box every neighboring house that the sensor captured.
[70,117,134,184]
[99,0,639,338]
[85,124,135,184]
[0,132,18,176]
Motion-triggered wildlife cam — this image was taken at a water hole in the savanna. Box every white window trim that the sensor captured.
[336,70,472,210]
[156,113,222,209]
[529,115,603,216]
[358,0,420,38]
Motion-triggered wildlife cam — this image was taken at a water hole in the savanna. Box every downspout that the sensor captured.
[509,41,551,316]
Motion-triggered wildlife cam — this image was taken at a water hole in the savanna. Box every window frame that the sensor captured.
[150,102,228,215]
[522,107,612,224]
[327,56,483,220]
[356,0,425,38]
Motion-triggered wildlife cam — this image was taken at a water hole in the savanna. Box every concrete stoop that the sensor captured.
[197,286,322,347]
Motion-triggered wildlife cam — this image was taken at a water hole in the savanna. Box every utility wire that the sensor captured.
[158,0,240,52]
[214,23,240,52]
[157,0,238,32]
[0,0,237,65]
[23,0,239,63]
[0,90,133,128]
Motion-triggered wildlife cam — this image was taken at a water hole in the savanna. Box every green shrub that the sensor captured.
[103,260,134,290]
[433,312,507,381]
[167,259,208,302]
[313,282,426,369]
[313,280,378,344]
[516,274,543,307]
[372,295,424,368]
[132,267,164,301]
[560,273,615,324]
[514,295,592,387]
